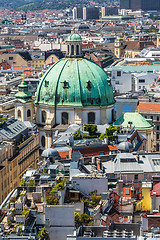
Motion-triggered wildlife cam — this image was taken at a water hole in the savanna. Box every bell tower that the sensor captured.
[15,77,34,122]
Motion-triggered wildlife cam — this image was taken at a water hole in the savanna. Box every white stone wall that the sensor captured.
[82,108,101,124]
[71,176,108,195]
[106,107,112,124]
[56,109,75,125]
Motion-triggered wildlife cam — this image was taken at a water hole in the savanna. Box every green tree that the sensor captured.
[20,177,26,187]
[7,217,11,226]
[38,227,48,240]
[105,125,116,139]
[74,212,94,226]
[99,125,117,141]
[116,125,120,133]
[27,179,35,187]
[46,189,59,205]
[73,130,82,140]
[84,125,98,137]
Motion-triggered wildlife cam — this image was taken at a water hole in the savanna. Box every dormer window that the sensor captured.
[87,80,92,90]
[62,80,69,89]
[45,80,49,87]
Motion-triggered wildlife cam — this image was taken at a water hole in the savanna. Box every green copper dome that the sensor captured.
[66,32,82,42]
[114,112,154,130]
[35,58,115,107]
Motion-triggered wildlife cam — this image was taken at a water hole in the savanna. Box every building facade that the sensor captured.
[0,132,39,204]
[35,31,115,149]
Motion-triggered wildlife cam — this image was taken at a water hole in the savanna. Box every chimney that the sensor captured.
[137,154,140,163]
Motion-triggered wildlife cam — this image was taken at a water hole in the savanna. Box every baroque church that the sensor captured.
[15,30,115,149]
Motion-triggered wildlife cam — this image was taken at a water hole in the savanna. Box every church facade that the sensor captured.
[15,31,115,149]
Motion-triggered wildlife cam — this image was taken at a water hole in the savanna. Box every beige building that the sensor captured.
[114,38,156,59]
[0,133,39,204]
[0,51,62,69]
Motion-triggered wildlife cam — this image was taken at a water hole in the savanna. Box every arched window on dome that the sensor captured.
[18,110,21,118]
[42,110,46,123]
[88,112,95,124]
[71,45,74,55]
[41,136,45,148]
[27,109,31,117]
[68,45,70,55]
[62,112,68,125]
[76,45,79,55]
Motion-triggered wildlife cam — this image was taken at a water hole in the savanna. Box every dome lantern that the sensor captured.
[15,77,32,102]
[66,27,83,58]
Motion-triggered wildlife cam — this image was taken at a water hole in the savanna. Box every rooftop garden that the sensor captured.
[74,124,119,142]
[84,190,101,208]
[0,114,7,127]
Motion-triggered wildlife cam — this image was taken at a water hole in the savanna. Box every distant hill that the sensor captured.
[0,0,117,11]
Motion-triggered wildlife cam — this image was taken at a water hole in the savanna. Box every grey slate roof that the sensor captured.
[102,153,160,175]
[0,118,28,141]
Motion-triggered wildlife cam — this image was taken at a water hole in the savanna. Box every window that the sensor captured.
[117,71,121,77]
[71,45,74,55]
[41,110,46,123]
[156,144,159,152]
[62,112,68,125]
[27,109,31,117]
[125,188,130,195]
[152,159,160,165]
[134,174,138,181]
[76,45,79,55]
[99,152,105,155]
[157,116,159,121]
[157,125,159,131]
[17,110,21,118]
[88,112,95,124]
[139,79,145,83]
[151,116,153,120]
[41,136,45,148]
[71,192,75,198]
[9,57,13,60]
[157,133,159,140]
[123,105,132,112]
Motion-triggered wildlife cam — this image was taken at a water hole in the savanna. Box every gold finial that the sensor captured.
[22,73,24,83]
[73,21,75,32]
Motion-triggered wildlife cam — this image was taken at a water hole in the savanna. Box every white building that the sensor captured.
[71,175,108,195]
[107,66,160,93]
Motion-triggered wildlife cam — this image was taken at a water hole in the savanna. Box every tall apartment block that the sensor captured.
[101,7,118,17]
[120,0,160,11]
[73,7,83,20]
[73,6,99,20]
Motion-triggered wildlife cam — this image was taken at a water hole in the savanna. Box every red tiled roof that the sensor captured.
[151,182,160,196]
[76,145,117,157]
[125,41,155,51]
[137,102,160,112]
[108,145,118,151]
